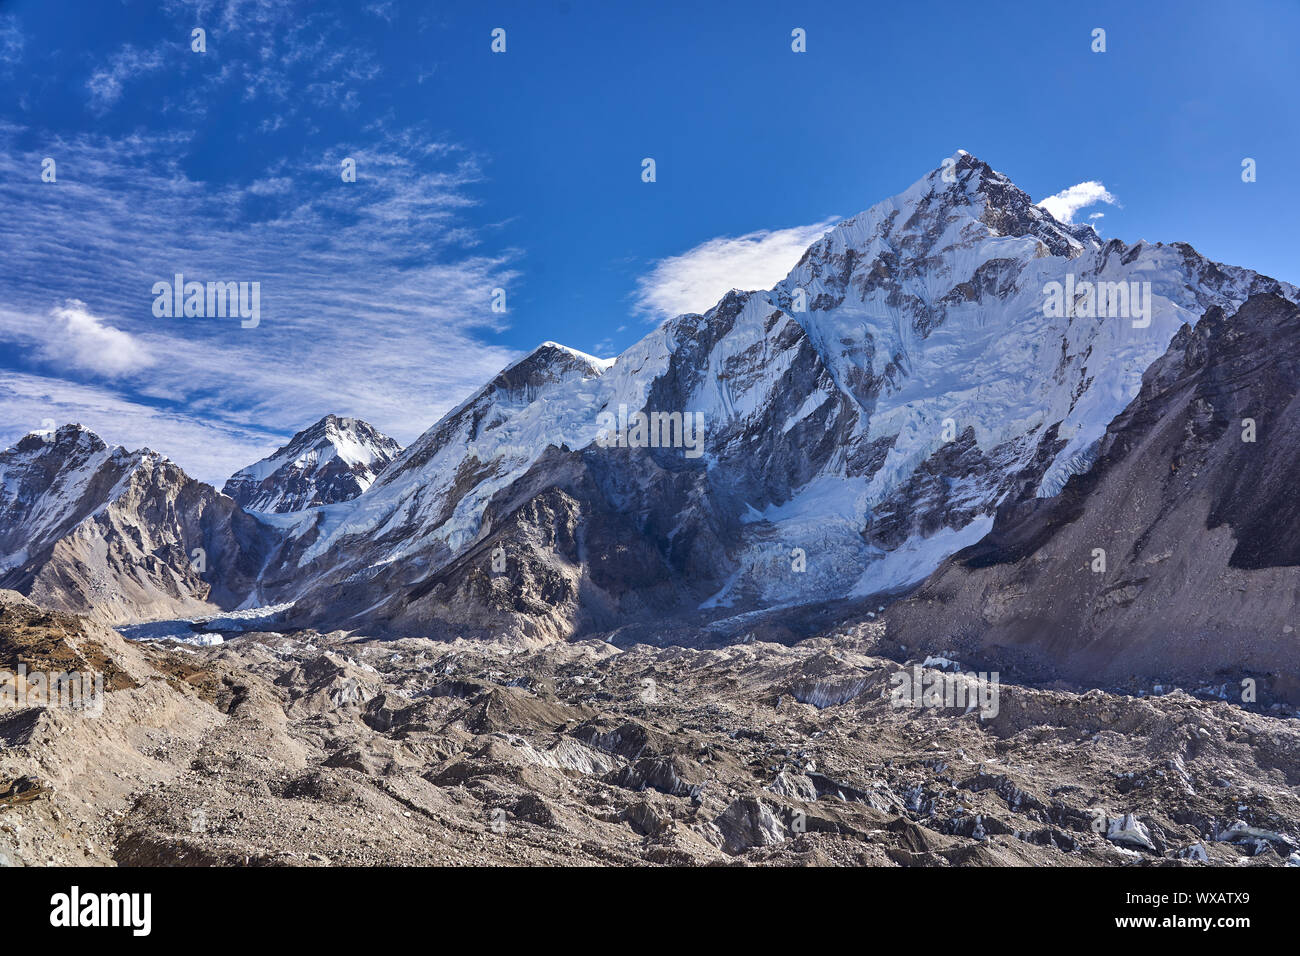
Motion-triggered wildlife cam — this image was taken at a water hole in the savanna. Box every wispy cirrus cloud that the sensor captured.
[164,0,289,31]
[0,368,281,484]
[1037,181,1120,225]
[0,121,519,483]
[633,218,838,321]
[0,15,24,68]
[154,0,383,120]
[86,45,168,111]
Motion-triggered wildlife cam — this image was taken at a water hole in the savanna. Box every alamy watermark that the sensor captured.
[0,665,104,717]
[889,665,1000,719]
[1,666,104,716]
[1043,274,1151,328]
[49,886,150,936]
[596,404,705,459]
[151,273,261,328]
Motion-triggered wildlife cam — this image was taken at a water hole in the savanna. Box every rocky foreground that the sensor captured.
[1,591,1298,867]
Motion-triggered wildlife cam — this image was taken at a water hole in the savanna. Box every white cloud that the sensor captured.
[1037,181,1119,225]
[43,300,153,377]
[634,218,838,320]
[86,45,167,111]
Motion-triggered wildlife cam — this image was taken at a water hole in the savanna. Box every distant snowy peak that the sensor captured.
[222,415,401,513]
[0,424,200,551]
[794,151,1095,275]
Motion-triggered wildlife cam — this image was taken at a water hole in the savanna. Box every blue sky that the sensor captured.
[1,0,1297,482]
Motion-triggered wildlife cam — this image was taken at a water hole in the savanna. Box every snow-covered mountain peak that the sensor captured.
[531,341,616,370]
[296,415,394,464]
[366,340,614,494]
[223,415,401,513]
[0,421,285,625]
[492,341,616,391]
[2,424,169,490]
[795,152,1096,287]
[23,421,105,454]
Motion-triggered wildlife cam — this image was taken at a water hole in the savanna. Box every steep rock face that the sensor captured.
[886,294,1300,703]
[0,426,279,625]
[222,415,400,513]
[291,442,731,643]
[279,152,1295,641]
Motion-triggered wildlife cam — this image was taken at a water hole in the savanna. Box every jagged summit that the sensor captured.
[3,425,169,506]
[222,415,401,513]
[28,420,99,444]
[798,151,1097,288]
[485,341,615,395]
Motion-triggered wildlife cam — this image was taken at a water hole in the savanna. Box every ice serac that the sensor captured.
[278,151,1294,642]
[886,293,1300,704]
[0,425,281,625]
[223,415,401,513]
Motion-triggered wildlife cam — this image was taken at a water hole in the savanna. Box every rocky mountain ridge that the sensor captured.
[887,292,1300,704]
[0,426,276,626]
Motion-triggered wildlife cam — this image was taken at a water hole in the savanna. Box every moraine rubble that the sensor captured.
[2,592,1297,867]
